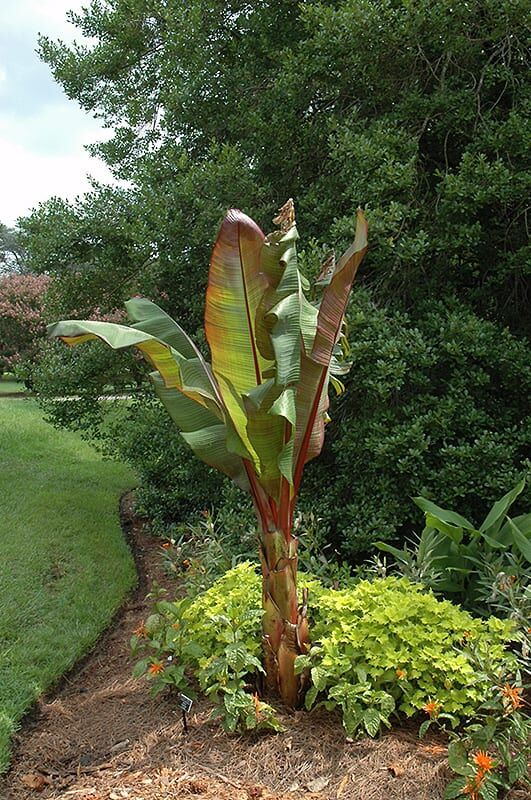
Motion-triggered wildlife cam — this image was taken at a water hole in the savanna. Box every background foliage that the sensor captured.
[15,0,530,556]
[0,273,50,374]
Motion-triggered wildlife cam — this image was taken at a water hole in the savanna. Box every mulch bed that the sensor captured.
[1,494,527,800]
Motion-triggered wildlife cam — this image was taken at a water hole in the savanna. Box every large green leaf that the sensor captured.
[47,319,220,415]
[149,373,249,491]
[413,496,476,531]
[291,211,367,490]
[479,477,526,537]
[205,209,272,396]
[293,355,329,487]
[505,517,531,563]
[149,372,218,433]
[498,512,531,544]
[126,297,200,359]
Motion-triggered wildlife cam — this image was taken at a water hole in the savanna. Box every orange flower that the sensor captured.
[500,683,524,710]
[148,661,164,675]
[161,542,171,549]
[473,751,494,773]
[133,622,147,637]
[462,781,480,800]
[422,699,442,718]
[396,668,406,679]
[171,621,181,630]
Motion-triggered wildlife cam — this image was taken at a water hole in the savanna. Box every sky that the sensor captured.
[0,0,115,227]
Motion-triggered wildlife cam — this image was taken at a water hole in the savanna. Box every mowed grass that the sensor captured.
[0,399,137,772]
[0,379,25,394]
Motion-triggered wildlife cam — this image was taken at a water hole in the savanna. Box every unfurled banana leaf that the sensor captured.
[48,200,368,708]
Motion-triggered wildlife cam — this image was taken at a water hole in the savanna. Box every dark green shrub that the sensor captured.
[300,292,531,558]
[108,397,226,527]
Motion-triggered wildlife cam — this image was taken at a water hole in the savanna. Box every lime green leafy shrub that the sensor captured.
[297,577,514,737]
[132,565,515,737]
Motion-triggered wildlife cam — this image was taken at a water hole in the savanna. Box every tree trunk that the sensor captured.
[258,526,309,708]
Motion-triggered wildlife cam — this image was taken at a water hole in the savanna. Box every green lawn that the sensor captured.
[0,379,25,394]
[0,399,137,772]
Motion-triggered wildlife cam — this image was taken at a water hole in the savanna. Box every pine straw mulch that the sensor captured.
[1,495,528,800]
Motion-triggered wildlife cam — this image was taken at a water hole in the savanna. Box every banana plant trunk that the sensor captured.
[260,526,307,707]
[246,466,309,708]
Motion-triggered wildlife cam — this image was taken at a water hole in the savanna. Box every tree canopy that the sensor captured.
[36,0,530,330]
[22,0,530,554]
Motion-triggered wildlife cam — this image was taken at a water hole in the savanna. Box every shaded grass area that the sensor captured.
[0,399,137,773]
[0,379,25,394]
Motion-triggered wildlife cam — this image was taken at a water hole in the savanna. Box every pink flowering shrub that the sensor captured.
[0,273,51,372]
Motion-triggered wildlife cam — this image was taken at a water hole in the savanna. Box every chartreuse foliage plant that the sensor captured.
[131,564,515,739]
[295,578,515,737]
[48,201,367,707]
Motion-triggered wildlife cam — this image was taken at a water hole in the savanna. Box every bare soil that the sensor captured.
[1,495,528,800]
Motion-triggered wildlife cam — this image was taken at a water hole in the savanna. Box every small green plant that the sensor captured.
[159,509,256,596]
[131,563,282,732]
[376,478,530,614]
[294,511,354,588]
[420,642,530,800]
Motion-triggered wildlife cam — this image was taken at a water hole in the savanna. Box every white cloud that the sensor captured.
[0,0,121,227]
[0,135,115,226]
[0,0,83,41]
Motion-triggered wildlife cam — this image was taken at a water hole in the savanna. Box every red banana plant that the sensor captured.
[48,200,368,706]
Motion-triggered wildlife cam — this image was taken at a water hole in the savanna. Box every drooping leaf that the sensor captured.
[498,512,531,545]
[505,517,531,563]
[149,373,249,490]
[149,372,218,433]
[126,297,200,359]
[424,512,464,544]
[47,319,219,414]
[363,707,381,737]
[126,296,222,402]
[413,496,476,531]
[180,424,250,491]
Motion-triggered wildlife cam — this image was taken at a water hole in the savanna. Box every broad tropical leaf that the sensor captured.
[479,477,526,537]
[205,209,271,395]
[311,208,368,366]
[149,372,250,491]
[47,319,221,415]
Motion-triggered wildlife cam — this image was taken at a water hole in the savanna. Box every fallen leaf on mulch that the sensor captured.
[421,743,447,756]
[21,773,52,791]
[387,761,406,777]
[307,776,329,792]
[336,774,350,797]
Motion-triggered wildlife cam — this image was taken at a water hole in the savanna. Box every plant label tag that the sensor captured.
[178,693,193,713]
